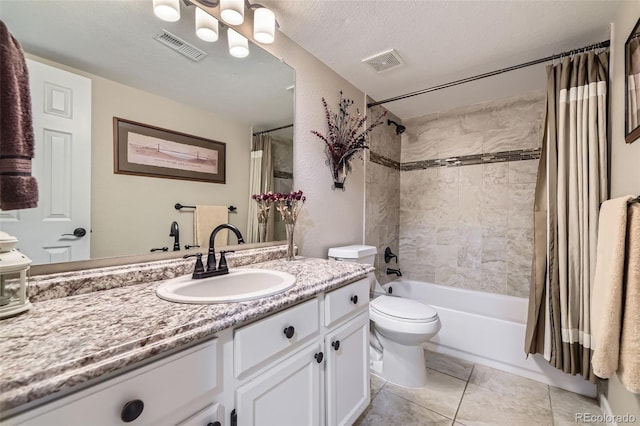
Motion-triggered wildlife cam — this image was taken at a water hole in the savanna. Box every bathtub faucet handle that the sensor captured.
[384,247,398,264]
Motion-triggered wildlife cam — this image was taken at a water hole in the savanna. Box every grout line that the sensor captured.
[452,363,475,424]
[384,388,456,422]
[547,384,555,426]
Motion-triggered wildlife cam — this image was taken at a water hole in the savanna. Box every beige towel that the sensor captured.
[619,203,640,393]
[194,206,228,249]
[591,195,633,378]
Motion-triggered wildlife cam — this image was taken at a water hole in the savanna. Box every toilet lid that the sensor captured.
[370,295,438,321]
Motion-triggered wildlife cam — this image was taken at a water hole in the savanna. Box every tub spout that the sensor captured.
[386,267,402,276]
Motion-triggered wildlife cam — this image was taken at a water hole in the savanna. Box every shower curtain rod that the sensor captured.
[367,39,610,108]
[253,123,293,136]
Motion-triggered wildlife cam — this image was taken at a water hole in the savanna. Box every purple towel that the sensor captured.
[0,19,38,211]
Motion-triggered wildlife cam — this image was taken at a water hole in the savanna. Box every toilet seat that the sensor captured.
[370,295,438,323]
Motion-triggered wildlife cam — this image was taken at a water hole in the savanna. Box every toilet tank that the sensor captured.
[328,245,377,266]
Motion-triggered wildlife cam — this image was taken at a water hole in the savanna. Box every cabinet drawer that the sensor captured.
[177,402,224,426]
[234,298,319,378]
[12,339,218,426]
[325,278,369,327]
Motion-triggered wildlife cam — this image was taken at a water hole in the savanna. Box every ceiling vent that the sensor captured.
[362,49,405,73]
[153,30,207,62]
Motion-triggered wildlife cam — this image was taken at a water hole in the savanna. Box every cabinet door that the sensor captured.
[235,343,322,426]
[325,311,370,426]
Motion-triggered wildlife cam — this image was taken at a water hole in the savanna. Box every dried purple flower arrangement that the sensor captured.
[311,91,386,190]
[251,190,306,260]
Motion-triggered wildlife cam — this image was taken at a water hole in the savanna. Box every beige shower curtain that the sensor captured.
[247,134,274,243]
[525,51,609,381]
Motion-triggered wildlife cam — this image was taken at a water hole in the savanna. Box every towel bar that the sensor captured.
[175,203,237,212]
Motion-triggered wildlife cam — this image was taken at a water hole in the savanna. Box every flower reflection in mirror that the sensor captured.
[252,191,305,260]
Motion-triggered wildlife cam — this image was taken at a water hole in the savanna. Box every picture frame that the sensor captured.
[625,17,640,144]
[113,117,226,183]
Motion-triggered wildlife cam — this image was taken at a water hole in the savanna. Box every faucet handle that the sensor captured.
[218,250,235,271]
[184,253,205,276]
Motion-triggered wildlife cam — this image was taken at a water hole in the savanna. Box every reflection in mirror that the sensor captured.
[248,125,294,243]
[626,17,640,144]
[0,0,294,266]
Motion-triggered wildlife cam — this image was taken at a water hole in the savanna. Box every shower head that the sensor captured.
[387,119,406,135]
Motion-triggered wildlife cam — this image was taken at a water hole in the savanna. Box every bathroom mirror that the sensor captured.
[0,0,294,266]
[625,17,640,144]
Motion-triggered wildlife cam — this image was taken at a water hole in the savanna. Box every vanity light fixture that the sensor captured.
[228,27,249,58]
[220,0,245,25]
[253,7,275,44]
[152,0,277,55]
[195,7,219,42]
[153,0,181,22]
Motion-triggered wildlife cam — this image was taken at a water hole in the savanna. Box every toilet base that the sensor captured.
[371,338,427,388]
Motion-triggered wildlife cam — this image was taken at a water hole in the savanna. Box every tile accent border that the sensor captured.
[274,170,293,179]
[370,148,540,171]
[400,148,541,171]
[370,151,401,170]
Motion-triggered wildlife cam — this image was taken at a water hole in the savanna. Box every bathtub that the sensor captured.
[382,279,597,397]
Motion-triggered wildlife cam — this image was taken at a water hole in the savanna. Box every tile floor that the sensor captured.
[355,350,604,426]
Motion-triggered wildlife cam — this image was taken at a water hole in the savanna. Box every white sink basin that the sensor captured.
[156,268,296,304]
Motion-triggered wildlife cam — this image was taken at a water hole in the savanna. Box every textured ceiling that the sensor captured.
[2,1,622,123]
[259,0,620,119]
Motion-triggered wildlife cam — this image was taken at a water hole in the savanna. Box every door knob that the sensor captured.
[61,227,87,238]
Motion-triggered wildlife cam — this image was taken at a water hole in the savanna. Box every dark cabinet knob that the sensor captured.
[121,399,144,422]
[207,422,221,426]
[314,352,324,363]
[350,295,358,304]
[332,340,340,351]
[283,326,295,339]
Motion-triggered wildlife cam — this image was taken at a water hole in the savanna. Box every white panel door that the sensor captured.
[235,343,322,426]
[0,59,91,264]
[325,311,370,426]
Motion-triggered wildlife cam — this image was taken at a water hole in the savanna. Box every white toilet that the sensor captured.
[328,245,441,388]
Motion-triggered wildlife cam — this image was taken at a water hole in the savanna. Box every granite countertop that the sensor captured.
[0,256,373,414]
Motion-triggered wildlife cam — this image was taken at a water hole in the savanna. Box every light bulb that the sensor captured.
[196,7,219,42]
[220,0,244,26]
[153,0,180,22]
[228,28,249,58]
[253,7,275,44]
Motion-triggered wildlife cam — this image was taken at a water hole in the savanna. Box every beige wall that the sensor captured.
[602,1,640,419]
[90,75,250,258]
[194,2,368,259]
[28,55,251,259]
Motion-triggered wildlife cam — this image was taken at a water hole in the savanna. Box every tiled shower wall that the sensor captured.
[365,104,401,285]
[399,91,545,297]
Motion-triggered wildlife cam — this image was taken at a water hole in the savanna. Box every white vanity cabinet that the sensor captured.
[5,339,221,426]
[324,311,370,426]
[235,342,323,426]
[323,279,370,426]
[4,276,372,426]
[231,277,370,426]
